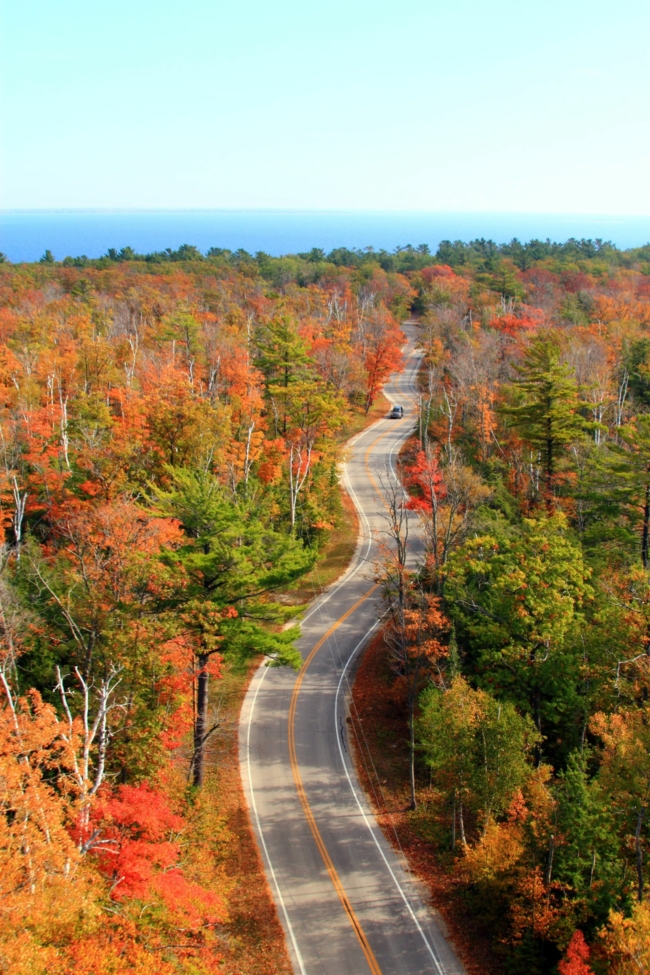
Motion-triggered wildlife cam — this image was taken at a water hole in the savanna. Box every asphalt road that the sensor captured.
[239,326,466,975]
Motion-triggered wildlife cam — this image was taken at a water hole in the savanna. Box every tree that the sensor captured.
[503,336,585,507]
[418,677,539,846]
[359,316,403,414]
[384,579,449,811]
[445,514,592,761]
[404,445,490,583]
[552,751,621,923]
[598,414,650,567]
[591,707,650,904]
[599,900,650,974]
[254,317,313,434]
[558,931,594,975]
[376,471,445,810]
[154,469,312,785]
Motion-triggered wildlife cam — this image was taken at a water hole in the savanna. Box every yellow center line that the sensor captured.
[362,345,417,495]
[287,359,419,973]
[363,416,408,497]
[288,585,382,975]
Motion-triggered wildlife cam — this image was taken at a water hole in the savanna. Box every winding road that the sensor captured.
[239,325,465,975]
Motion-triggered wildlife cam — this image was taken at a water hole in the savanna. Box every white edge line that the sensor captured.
[335,627,447,975]
[244,329,421,975]
[301,328,420,626]
[246,665,308,975]
[300,423,376,625]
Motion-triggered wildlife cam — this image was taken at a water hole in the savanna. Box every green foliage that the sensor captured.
[553,751,622,925]
[583,415,650,567]
[153,468,312,667]
[502,336,586,499]
[255,317,312,383]
[444,515,591,758]
[625,338,650,406]
[476,260,526,300]
[418,676,539,838]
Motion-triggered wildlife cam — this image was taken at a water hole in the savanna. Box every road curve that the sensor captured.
[239,325,466,975]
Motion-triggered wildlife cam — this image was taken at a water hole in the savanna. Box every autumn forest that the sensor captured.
[3,236,650,974]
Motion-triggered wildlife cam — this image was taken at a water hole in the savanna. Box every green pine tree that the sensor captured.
[255,317,314,434]
[153,468,313,785]
[444,514,592,763]
[503,336,585,506]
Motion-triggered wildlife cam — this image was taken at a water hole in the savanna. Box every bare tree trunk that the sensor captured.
[193,653,210,788]
[288,442,312,532]
[11,476,27,558]
[451,793,456,852]
[615,370,629,429]
[642,479,650,570]
[636,806,645,902]
[408,699,417,811]
[458,791,467,847]
[546,834,555,886]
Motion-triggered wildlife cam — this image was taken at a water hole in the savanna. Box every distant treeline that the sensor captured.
[5,237,650,279]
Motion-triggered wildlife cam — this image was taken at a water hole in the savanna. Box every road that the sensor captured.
[239,325,466,975]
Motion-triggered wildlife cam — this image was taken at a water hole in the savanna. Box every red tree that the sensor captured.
[559,931,594,975]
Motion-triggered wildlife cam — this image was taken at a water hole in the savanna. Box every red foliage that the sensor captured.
[420,264,457,283]
[558,931,594,975]
[489,310,543,336]
[404,448,446,513]
[93,783,224,926]
[562,271,594,293]
[94,783,184,898]
[362,321,404,411]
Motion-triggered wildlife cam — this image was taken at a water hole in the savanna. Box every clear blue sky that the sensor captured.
[1,0,648,213]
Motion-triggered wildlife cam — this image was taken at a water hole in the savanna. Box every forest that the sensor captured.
[1,236,650,973]
[360,238,650,974]
[0,247,405,973]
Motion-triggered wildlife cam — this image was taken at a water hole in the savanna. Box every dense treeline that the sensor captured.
[0,253,405,973]
[3,236,650,973]
[22,233,650,280]
[371,245,650,973]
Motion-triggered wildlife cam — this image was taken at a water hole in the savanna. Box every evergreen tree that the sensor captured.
[444,515,592,763]
[254,317,314,433]
[553,751,621,925]
[503,336,585,506]
[154,469,313,785]
[602,415,650,567]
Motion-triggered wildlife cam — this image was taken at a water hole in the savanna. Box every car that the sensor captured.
[388,404,404,418]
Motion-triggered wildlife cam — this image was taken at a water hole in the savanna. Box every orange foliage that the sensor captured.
[489,310,543,335]
[558,931,594,975]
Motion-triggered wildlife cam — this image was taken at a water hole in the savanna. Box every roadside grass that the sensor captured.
[279,394,391,606]
[349,631,500,975]
[282,487,359,604]
[339,390,392,443]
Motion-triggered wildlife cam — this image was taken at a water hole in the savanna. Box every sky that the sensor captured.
[1,0,649,214]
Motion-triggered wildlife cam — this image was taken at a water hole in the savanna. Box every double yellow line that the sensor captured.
[286,408,412,974]
[286,363,419,971]
[288,585,381,975]
[363,415,408,496]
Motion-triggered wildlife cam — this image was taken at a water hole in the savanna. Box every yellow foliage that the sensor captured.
[599,901,650,973]
[462,816,525,883]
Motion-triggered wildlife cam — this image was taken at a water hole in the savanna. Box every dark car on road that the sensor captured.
[388,404,404,418]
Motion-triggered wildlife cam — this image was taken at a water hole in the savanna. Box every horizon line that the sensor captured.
[2,208,650,219]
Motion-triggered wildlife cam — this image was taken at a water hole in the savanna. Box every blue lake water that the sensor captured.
[1,210,649,263]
